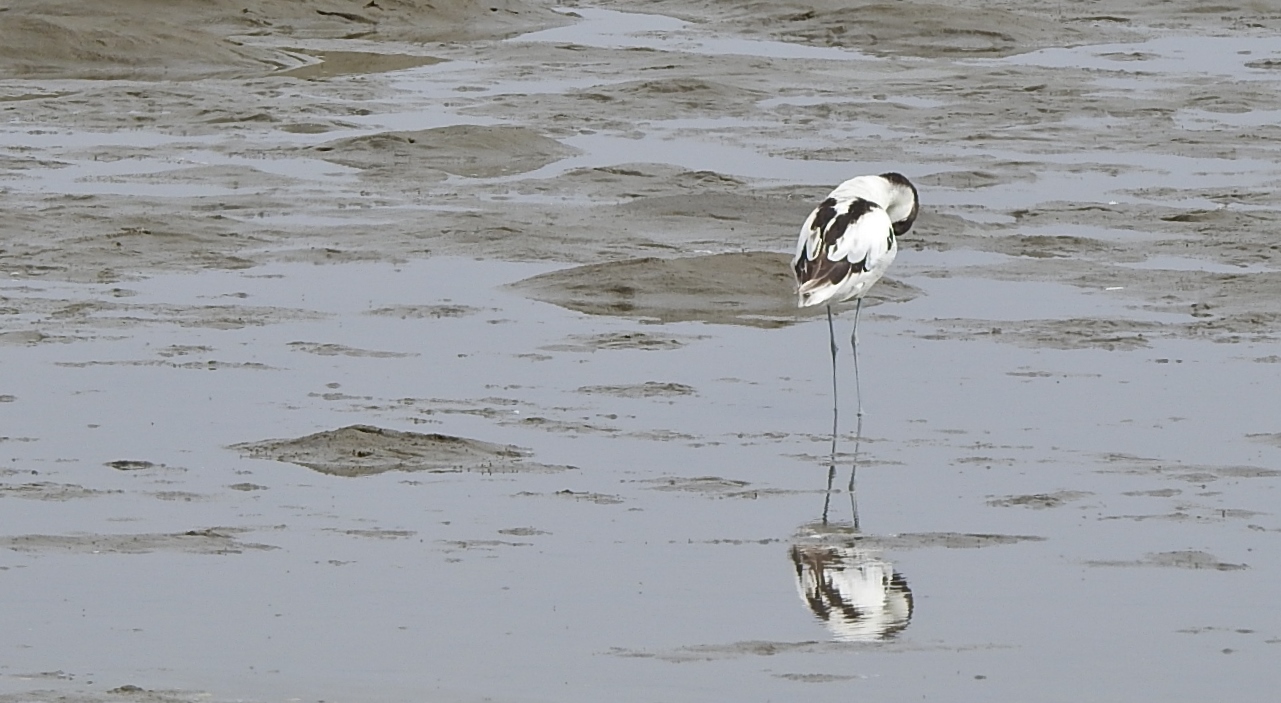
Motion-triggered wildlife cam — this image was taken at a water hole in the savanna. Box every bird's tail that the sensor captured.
[797,280,838,308]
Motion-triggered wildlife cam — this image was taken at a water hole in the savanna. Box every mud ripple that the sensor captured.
[367,304,484,319]
[856,532,1046,550]
[0,528,276,555]
[541,331,704,352]
[287,341,417,358]
[513,252,920,327]
[609,637,1007,662]
[987,491,1093,509]
[1088,550,1248,571]
[313,125,579,178]
[637,476,807,499]
[919,317,1157,350]
[576,381,697,398]
[0,482,122,501]
[232,424,574,477]
[1098,454,1281,483]
[515,489,625,505]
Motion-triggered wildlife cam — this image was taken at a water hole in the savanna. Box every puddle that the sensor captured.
[278,50,446,80]
[1,252,1278,702]
[516,8,875,62]
[498,130,912,188]
[1174,107,1281,130]
[223,212,398,227]
[1119,256,1279,274]
[999,36,1281,80]
[1,147,360,198]
[1016,223,1193,243]
[758,95,950,110]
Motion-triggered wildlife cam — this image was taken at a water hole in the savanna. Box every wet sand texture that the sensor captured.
[0,0,570,79]
[232,424,566,476]
[673,1,1102,57]
[313,125,581,178]
[0,529,276,555]
[511,252,920,327]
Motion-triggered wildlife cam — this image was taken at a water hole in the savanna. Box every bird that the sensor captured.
[792,172,919,424]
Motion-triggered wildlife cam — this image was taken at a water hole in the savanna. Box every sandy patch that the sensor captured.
[512,252,920,327]
[312,125,580,178]
[286,341,418,358]
[540,331,707,352]
[0,0,570,79]
[987,491,1093,509]
[1088,550,1249,571]
[0,687,230,703]
[576,381,697,398]
[609,637,1007,662]
[644,476,752,495]
[726,1,1100,57]
[1098,455,1281,483]
[332,528,418,539]
[0,482,122,501]
[366,304,485,319]
[0,529,277,555]
[232,424,574,476]
[0,13,289,80]
[279,50,445,80]
[515,489,625,505]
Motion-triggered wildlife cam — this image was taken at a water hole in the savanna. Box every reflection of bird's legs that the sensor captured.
[850,297,864,418]
[822,459,835,525]
[848,484,860,532]
[849,413,863,530]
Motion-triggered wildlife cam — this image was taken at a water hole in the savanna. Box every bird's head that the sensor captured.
[879,172,919,236]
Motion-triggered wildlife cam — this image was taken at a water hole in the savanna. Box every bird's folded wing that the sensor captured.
[830,207,892,270]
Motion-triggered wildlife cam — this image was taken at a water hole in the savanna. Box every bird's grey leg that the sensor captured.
[827,305,839,451]
[850,297,864,418]
[823,305,840,524]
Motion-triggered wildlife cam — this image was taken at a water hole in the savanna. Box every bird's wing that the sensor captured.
[793,197,893,289]
[831,205,893,271]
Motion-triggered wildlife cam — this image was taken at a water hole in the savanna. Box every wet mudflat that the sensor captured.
[2,1,1281,702]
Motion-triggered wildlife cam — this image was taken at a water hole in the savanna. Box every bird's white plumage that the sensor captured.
[792,173,919,308]
[798,207,896,306]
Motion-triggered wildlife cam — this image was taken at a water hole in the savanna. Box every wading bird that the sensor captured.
[792,173,919,422]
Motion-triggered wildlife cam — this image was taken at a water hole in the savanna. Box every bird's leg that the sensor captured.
[847,303,864,526]
[850,297,864,418]
[827,305,839,450]
[823,307,839,525]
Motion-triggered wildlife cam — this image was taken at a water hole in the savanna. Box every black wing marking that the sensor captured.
[794,198,875,286]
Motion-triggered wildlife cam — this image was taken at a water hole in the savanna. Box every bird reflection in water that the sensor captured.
[789,414,913,641]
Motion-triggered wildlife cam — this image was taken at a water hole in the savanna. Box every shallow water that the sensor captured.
[998,35,1281,79]
[2,253,1278,703]
[516,7,876,61]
